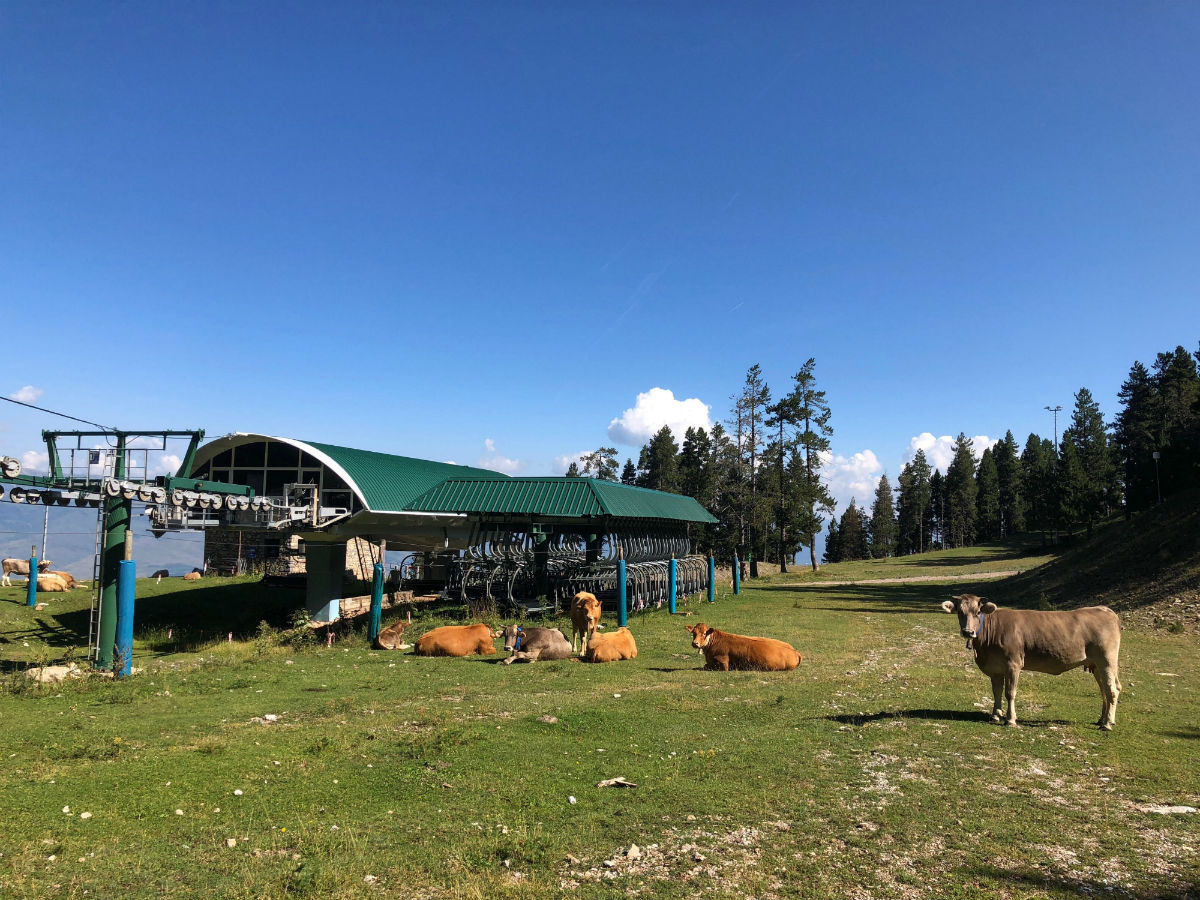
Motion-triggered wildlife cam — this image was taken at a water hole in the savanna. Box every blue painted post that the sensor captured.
[733,553,741,595]
[707,554,715,603]
[26,553,38,607]
[617,557,628,627]
[368,563,384,645]
[668,556,677,614]
[116,559,136,677]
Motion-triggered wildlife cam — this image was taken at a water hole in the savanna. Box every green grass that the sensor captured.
[0,545,1197,898]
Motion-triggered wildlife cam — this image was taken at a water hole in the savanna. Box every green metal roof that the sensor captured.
[301,440,508,512]
[407,476,717,523]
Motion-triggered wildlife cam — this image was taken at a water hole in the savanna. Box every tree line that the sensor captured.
[826,341,1200,562]
[568,341,1198,571]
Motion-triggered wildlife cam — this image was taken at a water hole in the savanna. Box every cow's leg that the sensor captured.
[1004,665,1022,726]
[989,674,1005,722]
[1093,663,1120,730]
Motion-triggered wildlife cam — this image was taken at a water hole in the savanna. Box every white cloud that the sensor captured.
[820,448,884,516]
[607,387,713,446]
[10,385,43,404]
[903,433,997,473]
[476,440,523,475]
[20,450,49,475]
[155,454,182,477]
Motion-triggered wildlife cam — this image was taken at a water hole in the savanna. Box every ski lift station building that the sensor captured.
[183,433,717,621]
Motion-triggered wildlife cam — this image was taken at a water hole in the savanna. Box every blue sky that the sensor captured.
[3,2,1198,527]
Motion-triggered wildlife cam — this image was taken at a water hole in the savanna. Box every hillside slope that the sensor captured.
[991,488,1200,630]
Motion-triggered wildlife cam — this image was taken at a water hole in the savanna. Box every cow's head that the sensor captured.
[685,623,715,651]
[501,624,524,652]
[941,594,997,643]
[37,560,53,572]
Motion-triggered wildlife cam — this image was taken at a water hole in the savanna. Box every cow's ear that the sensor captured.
[981,600,998,614]
[684,625,694,634]
[940,600,956,614]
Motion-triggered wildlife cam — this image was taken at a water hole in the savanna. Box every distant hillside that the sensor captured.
[0,502,202,577]
[991,488,1200,631]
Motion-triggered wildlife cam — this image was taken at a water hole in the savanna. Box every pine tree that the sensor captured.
[620,458,638,486]
[1021,433,1056,538]
[838,500,869,561]
[822,517,841,564]
[786,359,835,571]
[869,474,897,558]
[565,461,581,477]
[641,426,680,493]
[1114,361,1158,513]
[765,394,799,572]
[1059,386,1118,535]
[678,427,713,502]
[945,433,978,548]
[1152,346,1200,498]
[928,469,946,550]
[975,448,1001,542]
[733,365,771,576]
[994,431,1025,536]
[580,447,619,481]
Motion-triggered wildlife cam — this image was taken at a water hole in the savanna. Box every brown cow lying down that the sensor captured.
[941,593,1122,730]
[685,623,802,671]
[570,591,602,653]
[499,624,573,664]
[36,573,71,593]
[2,558,53,587]
[47,571,78,589]
[375,620,409,650]
[583,626,637,662]
[414,623,496,657]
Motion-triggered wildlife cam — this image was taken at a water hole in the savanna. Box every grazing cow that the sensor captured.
[36,573,70,593]
[414,623,496,657]
[941,593,1122,730]
[375,620,409,650]
[499,624,573,664]
[685,623,802,672]
[570,591,602,653]
[47,571,78,589]
[582,626,637,663]
[2,558,53,587]
[183,571,202,581]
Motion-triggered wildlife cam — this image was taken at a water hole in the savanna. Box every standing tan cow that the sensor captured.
[2,558,52,587]
[941,593,1122,730]
[570,591,602,653]
[685,623,802,672]
[414,623,496,657]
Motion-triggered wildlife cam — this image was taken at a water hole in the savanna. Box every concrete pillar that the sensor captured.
[305,541,346,622]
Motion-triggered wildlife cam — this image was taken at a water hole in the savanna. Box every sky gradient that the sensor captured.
[3,2,1198,544]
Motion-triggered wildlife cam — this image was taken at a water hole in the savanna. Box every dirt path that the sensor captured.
[790,570,1020,588]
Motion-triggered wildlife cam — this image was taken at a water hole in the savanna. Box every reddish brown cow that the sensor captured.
[582,626,637,663]
[685,623,802,672]
[414,623,496,657]
[570,591,602,653]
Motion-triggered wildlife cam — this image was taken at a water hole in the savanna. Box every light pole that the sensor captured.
[1152,450,1162,504]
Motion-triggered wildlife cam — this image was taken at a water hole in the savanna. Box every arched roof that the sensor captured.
[190,433,507,512]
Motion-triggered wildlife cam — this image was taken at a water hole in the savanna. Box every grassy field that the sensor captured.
[0,545,1197,899]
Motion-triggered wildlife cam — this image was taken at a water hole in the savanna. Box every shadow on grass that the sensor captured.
[968,862,1188,900]
[1163,727,1200,741]
[824,709,1074,728]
